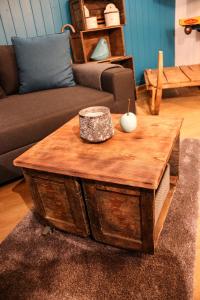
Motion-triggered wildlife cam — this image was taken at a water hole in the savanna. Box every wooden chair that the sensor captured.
[144,51,200,115]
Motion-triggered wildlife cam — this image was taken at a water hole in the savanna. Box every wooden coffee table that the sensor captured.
[14,115,183,253]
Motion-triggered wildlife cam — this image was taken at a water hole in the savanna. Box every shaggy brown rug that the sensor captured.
[0,139,199,300]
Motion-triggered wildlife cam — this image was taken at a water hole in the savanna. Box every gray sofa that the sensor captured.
[0,45,136,184]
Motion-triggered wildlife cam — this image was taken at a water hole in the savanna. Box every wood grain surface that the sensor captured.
[144,55,200,115]
[14,115,183,190]
[23,169,90,237]
[69,0,126,32]
[83,180,143,251]
[145,64,200,89]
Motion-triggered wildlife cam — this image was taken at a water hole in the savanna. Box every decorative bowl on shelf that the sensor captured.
[79,106,114,143]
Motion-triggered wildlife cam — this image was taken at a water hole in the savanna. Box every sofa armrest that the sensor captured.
[72,63,124,91]
[101,68,136,114]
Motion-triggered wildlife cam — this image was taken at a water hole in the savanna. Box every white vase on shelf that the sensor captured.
[104,3,120,27]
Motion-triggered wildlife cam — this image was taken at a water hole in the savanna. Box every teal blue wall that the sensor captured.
[0,0,71,42]
[124,0,175,84]
[0,0,175,84]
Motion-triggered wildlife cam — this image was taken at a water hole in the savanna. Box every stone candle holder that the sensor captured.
[79,106,114,143]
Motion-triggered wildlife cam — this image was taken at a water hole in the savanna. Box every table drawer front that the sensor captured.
[24,170,90,237]
[83,181,142,250]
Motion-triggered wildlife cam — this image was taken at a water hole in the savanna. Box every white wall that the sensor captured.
[175,0,200,65]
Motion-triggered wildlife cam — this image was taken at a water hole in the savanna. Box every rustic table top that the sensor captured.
[14,115,183,189]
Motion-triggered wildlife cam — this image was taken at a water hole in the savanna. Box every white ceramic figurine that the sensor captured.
[120,99,137,133]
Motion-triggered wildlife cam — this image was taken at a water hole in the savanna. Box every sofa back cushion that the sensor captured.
[12,32,75,94]
[0,45,19,95]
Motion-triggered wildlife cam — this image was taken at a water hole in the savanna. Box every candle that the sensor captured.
[85,112,104,117]
[79,106,114,143]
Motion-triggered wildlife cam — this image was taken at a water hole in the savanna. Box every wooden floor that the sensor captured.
[0,87,200,299]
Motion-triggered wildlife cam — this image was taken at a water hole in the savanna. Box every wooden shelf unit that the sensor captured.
[68,0,137,99]
[70,0,126,32]
[71,25,125,63]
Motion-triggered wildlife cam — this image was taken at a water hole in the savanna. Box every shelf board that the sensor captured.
[73,56,132,65]
[96,55,132,63]
[81,25,123,33]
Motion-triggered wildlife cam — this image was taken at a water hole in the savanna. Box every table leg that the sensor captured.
[150,87,162,115]
[154,87,163,115]
[150,87,156,114]
[140,189,155,253]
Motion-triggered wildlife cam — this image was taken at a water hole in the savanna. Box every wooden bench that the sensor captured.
[144,51,200,115]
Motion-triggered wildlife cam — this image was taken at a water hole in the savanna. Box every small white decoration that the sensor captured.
[86,17,98,29]
[120,99,137,133]
[104,3,120,27]
[120,112,137,133]
[84,5,90,18]
[84,5,98,29]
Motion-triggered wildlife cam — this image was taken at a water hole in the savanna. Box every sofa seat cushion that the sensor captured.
[0,86,114,155]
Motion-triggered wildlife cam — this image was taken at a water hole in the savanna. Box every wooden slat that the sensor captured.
[148,80,200,90]
[0,0,71,44]
[144,71,150,87]
[145,79,200,90]
[20,0,37,37]
[180,65,200,82]
[8,0,27,38]
[145,70,156,86]
[145,69,167,87]
[30,0,46,36]
[144,65,200,90]
[157,50,163,89]
[163,66,190,84]
[187,64,200,71]
[82,25,123,33]
[0,0,16,44]
[40,0,55,34]
[0,15,7,45]
[98,55,131,63]
[50,0,63,33]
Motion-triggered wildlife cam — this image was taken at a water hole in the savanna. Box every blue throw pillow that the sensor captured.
[12,32,75,94]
